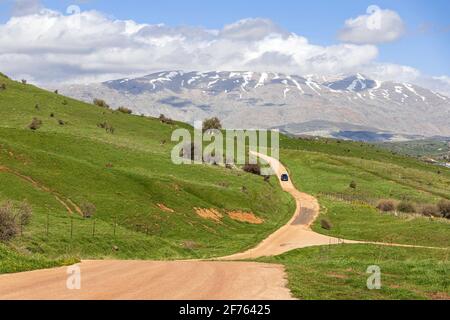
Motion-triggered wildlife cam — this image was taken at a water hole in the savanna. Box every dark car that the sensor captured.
[281,174,289,182]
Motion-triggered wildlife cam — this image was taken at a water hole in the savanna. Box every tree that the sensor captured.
[202,117,222,131]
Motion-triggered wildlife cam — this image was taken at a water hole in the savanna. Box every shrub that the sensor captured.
[0,202,18,241]
[17,201,33,227]
[321,219,333,230]
[243,164,261,175]
[0,83,6,90]
[159,114,174,125]
[421,205,440,217]
[117,106,132,114]
[62,100,68,105]
[97,121,115,134]
[58,119,65,126]
[397,201,416,213]
[93,98,110,109]
[50,113,55,118]
[21,79,27,85]
[35,104,39,110]
[0,201,32,241]
[203,117,222,131]
[28,118,42,130]
[376,199,395,212]
[54,90,59,94]
[437,200,450,218]
[349,181,357,189]
[80,202,96,219]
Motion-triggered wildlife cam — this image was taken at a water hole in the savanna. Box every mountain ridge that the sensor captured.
[58,71,450,140]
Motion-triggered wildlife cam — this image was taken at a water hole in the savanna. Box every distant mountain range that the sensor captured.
[59,71,450,141]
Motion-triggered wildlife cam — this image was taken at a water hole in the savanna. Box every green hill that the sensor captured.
[0,74,294,268]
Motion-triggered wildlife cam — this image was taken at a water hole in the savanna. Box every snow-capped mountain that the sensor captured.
[59,71,450,140]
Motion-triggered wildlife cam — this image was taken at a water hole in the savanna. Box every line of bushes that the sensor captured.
[376,199,450,219]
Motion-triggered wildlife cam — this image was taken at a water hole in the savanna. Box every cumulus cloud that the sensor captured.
[0,6,447,96]
[338,5,405,44]
[0,9,381,84]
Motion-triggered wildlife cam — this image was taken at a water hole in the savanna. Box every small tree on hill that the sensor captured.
[28,118,42,130]
[203,117,222,132]
[93,98,110,109]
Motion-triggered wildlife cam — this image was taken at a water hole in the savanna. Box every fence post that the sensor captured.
[46,212,49,237]
[70,215,73,239]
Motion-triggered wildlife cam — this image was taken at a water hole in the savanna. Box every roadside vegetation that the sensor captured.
[262,244,449,300]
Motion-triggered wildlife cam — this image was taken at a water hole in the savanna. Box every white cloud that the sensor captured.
[0,6,448,97]
[338,5,405,44]
[0,10,380,84]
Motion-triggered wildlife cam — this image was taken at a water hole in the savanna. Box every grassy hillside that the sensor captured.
[0,74,294,262]
[262,244,449,300]
[279,136,450,247]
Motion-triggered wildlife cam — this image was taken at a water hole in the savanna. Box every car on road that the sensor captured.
[281,174,289,182]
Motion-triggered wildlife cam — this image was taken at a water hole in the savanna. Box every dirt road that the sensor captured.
[220,152,359,260]
[0,261,293,300]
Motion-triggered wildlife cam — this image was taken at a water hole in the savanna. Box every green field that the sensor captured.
[1,74,449,300]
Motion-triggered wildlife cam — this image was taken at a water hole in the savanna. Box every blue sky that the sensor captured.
[0,0,447,75]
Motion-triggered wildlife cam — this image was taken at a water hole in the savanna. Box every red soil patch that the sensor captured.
[157,203,175,213]
[228,211,264,224]
[194,208,223,222]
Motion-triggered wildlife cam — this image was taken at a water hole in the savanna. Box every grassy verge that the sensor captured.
[0,244,78,274]
[261,244,450,300]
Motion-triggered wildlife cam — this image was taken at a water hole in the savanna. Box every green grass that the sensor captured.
[0,75,294,263]
[0,244,78,274]
[261,244,450,300]
[278,146,450,247]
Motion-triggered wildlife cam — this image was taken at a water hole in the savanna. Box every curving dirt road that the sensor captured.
[220,152,359,260]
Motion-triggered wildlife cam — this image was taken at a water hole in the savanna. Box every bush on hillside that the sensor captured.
[28,118,42,130]
[97,121,115,134]
[349,181,357,189]
[203,117,222,131]
[421,205,440,217]
[243,164,261,175]
[62,100,68,105]
[397,201,416,213]
[0,201,33,242]
[80,202,96,219]
[437,200,450,218]
[0,83,6,90]
[321,219,333,230]
[54,90,58,94]
[159,114,174,125]
[0,202,18,241]
[376,199,395,212]
[118,106,133,114]
[93,98,110,109]
[21,79,27,85]
[58,119,65,126]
